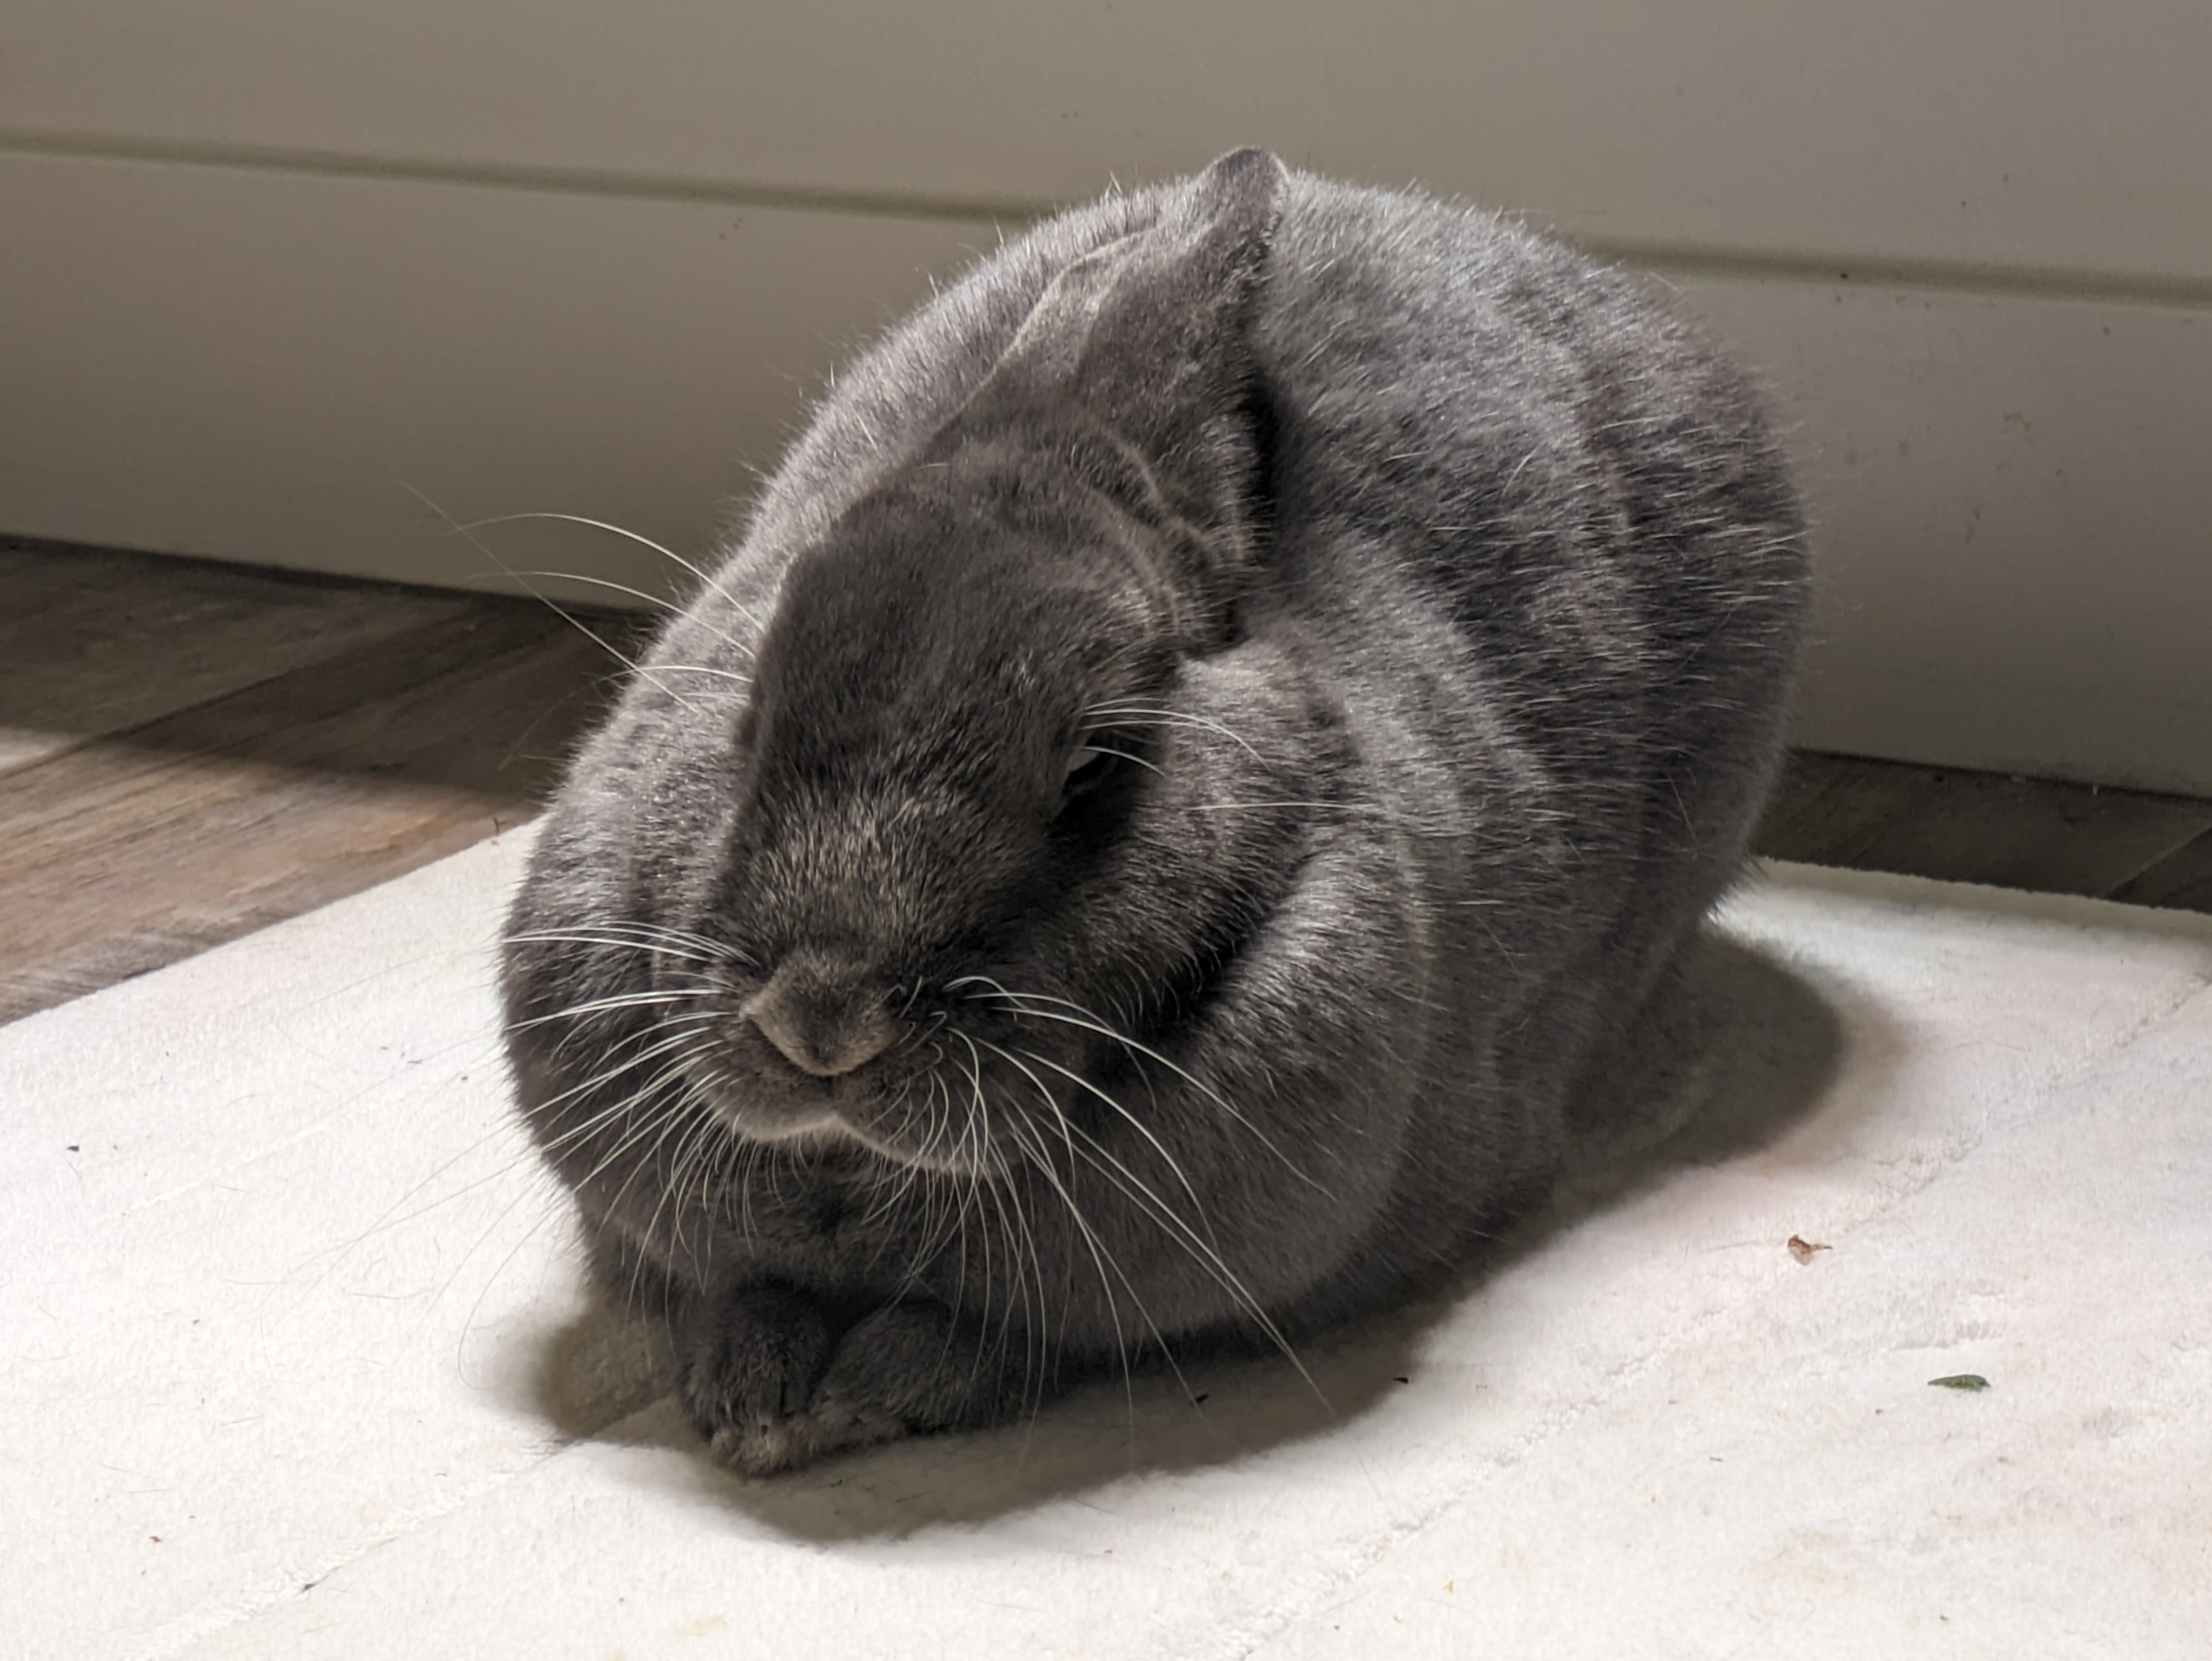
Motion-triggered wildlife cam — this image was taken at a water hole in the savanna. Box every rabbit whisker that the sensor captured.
[949,979,1319,1191]
[1081,703,1263,759]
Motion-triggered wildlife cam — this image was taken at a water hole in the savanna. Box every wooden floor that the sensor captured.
[2,536,2208,1025]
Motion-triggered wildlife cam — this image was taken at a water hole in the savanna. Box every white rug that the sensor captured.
[4,831,2208,1659]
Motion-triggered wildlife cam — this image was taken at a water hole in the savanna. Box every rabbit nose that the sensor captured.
[742,956,898,1077]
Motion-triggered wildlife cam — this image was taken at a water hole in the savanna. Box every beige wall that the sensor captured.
[3,3,2207,789]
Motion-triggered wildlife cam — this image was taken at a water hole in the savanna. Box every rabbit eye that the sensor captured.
[1058,728,1151,819]
[1062,744,1116,795]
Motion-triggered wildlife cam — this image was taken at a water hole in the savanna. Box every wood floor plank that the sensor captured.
[2109,830,2212,912]
[0,607,623,833]
[0,540,473,777]
[1753,750,2212,901]
[0,542,165,620]
[0,606,643,1023]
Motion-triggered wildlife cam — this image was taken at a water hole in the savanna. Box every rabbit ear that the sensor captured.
[982,147,1285,455]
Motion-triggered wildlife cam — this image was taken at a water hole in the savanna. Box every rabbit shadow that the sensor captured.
[527,923,1875,1540]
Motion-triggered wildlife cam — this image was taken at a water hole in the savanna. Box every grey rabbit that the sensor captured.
[502,148,1808,1474]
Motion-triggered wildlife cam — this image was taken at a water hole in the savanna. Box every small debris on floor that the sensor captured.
[1928,1373,1991,1392]
[1787,1235,1831,1262]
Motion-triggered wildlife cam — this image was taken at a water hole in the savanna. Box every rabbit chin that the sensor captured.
[710,1085,1001,1180]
